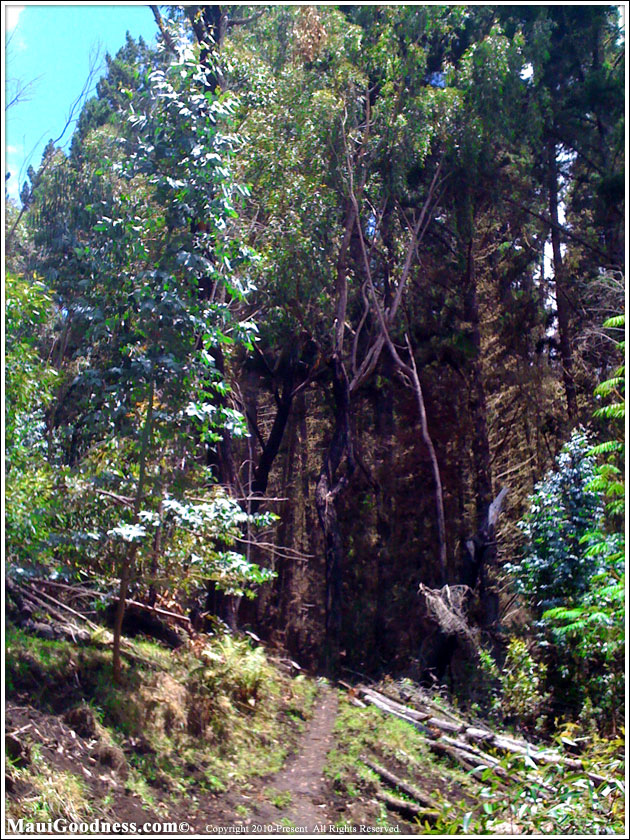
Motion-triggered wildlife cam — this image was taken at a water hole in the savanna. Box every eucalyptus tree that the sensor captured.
[17,35,271,679]
[212,4,625,668]
[225,5,477,663]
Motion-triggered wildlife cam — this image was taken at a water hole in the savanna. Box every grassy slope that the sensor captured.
[5,624,317,828]
[324,689,625,835]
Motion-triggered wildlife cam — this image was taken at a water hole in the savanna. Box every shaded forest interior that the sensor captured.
[5,4,625,735]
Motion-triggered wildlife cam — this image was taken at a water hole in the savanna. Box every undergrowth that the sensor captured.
[325,698,477,832]
[5,624,317,818]
[5,763,93,826]
[325,694,625,835]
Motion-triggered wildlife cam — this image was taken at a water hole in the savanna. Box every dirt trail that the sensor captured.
[6,685,340,836]
[246,682,339,832]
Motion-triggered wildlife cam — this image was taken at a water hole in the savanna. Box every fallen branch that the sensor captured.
[26,580,190,628]
[423,737,479,772]
[18,583,100,631]
[360,687,432,724]
[372,684,464,725]
[359,690,433,735]
[360,682,614,788]
[362,757,439,810]
[123,598,191,626]
[375,791,439,823]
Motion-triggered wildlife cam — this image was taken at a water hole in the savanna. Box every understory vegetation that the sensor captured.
[326,691,624,835]
[5,625,316,824]
[4,4,625,835]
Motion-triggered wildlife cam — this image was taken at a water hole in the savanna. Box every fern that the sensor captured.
[602,314,625,329]
[593,403,625,420]
[594,374,624,397]
[589,440,623,456]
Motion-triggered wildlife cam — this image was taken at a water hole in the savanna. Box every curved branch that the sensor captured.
[150,6,177,53]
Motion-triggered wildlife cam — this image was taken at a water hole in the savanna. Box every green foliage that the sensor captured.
[479,639,547,721]
[441,736,625,835]
[189,635,273,710]
[540,312,625,730]
[5,273,57,455]
[138,489,277,597]
[13,38,273,604]
[5,273,58,568]
[507,430,604,612]
[5,623,317,813]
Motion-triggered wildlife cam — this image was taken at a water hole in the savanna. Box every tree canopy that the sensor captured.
[5,4,624,730]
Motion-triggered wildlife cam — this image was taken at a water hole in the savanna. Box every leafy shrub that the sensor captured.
[5,273,58,569]
[541,315,625,732]
[453,733,625,835]
[478,638,547,722]
[507,430,604,613]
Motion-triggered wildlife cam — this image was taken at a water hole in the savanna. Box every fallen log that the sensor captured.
[482,735,611,786]
[359,692,433,735]
[372,684,464,725]
[28,579,191,627]
[423,737,478,771]
[353,678,614,791]
[361,757,440,810]
[366,692,610,786]
[358,686,462,735]
[442,735,502,765]
[425,716,464,734]
[359,687,432,723]
[420,737,509,790]
[439,736,517,787]
[375,791,439,823]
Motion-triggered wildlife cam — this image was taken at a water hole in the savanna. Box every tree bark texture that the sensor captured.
[548,141,578,419]
[315,356,355,672]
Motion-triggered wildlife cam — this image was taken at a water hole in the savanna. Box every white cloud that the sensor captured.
[6,5,25,32]
[5,171,21,204]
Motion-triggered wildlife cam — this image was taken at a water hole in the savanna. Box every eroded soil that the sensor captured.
[6,685,355,836]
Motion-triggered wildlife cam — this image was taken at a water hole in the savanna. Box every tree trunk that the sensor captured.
[249,370,295,513]
[548,141,578,419]
[465,240,493,535]
[461,238,502,631]
[112,377,154,684]
[404,341,448,583]
[315,357,355,672]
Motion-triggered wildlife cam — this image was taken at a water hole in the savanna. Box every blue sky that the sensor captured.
[5,3,160,203]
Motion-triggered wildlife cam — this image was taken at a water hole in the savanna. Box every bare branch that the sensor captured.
[345,158,448,581]
[150,5,177,53]
[94,488,135,508]
[7,46,103,246]
[504,195,611,263]
[226,10,265,28]
[5,75,43,112]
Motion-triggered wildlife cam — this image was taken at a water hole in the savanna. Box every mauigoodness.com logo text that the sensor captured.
[5,818,191,835]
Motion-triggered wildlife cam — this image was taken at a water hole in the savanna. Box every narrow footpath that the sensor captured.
[246,683,339,832]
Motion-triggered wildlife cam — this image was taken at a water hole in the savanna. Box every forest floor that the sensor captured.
[5,622,623,836]
[235,684,340,832]
[5,625,409,835]
[6,676,395,835]
[166,683,355,834]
